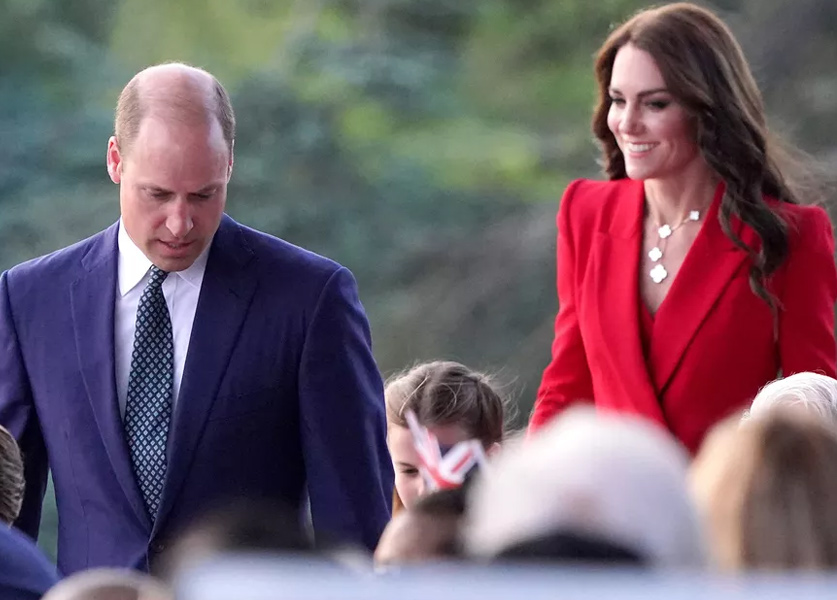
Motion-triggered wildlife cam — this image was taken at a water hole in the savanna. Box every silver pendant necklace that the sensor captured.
[648,210,701,283]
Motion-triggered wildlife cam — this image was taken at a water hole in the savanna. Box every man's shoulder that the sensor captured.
[4,225,116,286]
[222,217,345,281]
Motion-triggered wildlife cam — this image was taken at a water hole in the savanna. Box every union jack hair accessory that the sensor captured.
[404,409,489,491]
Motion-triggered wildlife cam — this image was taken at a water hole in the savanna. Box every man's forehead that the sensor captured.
[125,117,228,163]
[135,113,221,140]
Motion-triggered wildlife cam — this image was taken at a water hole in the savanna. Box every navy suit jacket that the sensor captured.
[0,526,58,599]
[0,215,393,574]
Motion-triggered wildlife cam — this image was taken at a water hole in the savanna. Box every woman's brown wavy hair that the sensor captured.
[592,2,814,316]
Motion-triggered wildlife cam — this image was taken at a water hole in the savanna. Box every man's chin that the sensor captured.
[148,240,204,272]
[149,252,200,273]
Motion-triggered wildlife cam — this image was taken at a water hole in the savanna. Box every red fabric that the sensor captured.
[528,178,837,454]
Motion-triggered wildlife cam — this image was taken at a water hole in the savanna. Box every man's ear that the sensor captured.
[226,141,235,182]
[106,136,123,184]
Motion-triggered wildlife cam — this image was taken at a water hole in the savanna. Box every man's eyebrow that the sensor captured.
[141,184,221,194]
[143,185,172,194]
[192,183,224,195]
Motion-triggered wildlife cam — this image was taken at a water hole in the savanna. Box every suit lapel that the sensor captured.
[70,223,151,531]
[593,180,667,425]
[154,216,257,531]
[649,183,751,393]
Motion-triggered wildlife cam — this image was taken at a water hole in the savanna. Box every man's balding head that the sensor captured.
[114,63,235,157]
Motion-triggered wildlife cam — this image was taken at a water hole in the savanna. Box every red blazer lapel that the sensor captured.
[590,180,666,424]
[649,183,753,394]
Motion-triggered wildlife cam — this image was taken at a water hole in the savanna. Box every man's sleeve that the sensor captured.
[297,266,393,551]
[0,270,48,539]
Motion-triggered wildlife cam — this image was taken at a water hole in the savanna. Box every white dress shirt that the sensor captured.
[115,222,210,417]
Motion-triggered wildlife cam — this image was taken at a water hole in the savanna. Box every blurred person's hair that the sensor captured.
[0,424,24,525]
[158,498,314,581]
[746,372,837,423]
[115,62,235,157]
[42,568,171,600]
[592,2,821,317]
[691,409,837,570]
[497,530,644,566]
[385,361,509,446]
[464,407,705,567]
[375,487,468,566]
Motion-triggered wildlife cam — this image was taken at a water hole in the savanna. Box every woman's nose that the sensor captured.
[619,105,643,135]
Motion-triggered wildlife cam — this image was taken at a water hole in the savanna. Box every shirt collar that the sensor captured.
[117,221,212,296]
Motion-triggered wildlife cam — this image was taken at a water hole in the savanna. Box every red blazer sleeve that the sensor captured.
[529,180,594,433]
[778,205,837,377]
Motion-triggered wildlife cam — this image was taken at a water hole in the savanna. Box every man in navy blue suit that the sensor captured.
[0,63,393,574]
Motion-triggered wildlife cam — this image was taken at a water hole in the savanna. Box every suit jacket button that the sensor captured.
[151,541,167,553]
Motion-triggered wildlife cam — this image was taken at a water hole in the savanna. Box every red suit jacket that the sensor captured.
[529,178,837,453]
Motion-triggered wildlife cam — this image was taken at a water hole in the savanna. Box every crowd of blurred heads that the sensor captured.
[4,367,837,599]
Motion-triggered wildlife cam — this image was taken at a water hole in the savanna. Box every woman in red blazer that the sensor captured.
[529,3,837,454]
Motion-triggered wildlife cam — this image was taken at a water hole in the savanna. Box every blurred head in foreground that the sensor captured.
[375,487,467,567]
[465,408,705,567]
[42,569,171,600]
[692,408,837,570]
[159,499,314,581]
[0,424,24,525]
[746,371,837,424]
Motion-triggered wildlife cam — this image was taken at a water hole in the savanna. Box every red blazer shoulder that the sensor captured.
[770,200,837,378]
[558,178,637,221]
[556,178,644,268]
[559,177,643,229]
[775,201,834,252]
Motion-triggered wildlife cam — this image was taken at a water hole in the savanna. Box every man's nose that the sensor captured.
[166,199,194,239]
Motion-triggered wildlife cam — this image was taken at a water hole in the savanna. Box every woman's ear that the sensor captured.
[486,442,502,457]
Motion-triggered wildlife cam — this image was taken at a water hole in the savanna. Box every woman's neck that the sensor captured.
[643,166,720,226]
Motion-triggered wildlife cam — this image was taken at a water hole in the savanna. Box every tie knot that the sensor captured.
[147,266,169,289]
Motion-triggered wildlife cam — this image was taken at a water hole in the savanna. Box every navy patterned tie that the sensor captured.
[124,266,173,520]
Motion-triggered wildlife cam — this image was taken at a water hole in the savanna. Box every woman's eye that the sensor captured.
[647,100,670,110]
[609,97,626,106]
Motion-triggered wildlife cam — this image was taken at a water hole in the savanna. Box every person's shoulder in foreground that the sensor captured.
[0,526,59,599]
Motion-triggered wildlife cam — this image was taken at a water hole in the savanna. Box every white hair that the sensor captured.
[747,372,837,423]
[464,407,706,568]
[42,568,172,600]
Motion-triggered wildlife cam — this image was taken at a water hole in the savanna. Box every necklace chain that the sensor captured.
[648,210,701,284]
